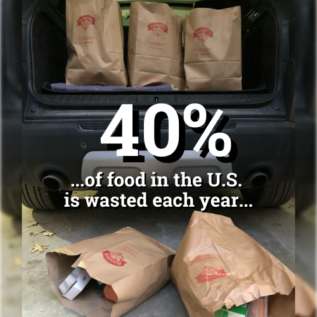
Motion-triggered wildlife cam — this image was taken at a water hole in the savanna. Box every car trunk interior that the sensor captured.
[27,0,281,107]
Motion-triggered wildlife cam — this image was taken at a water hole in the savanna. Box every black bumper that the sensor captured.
[22,120,294,188]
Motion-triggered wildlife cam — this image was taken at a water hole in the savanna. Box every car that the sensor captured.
[22,0,295,210]
[1,0,22,218]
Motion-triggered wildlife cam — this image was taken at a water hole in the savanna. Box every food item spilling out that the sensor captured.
[128,1,185,89]
[65,0,127,86]
[215,303,249,317]
[171,211,295,317]
[59,267,91,300]
[183,7,242,90]
[46,227,175,317]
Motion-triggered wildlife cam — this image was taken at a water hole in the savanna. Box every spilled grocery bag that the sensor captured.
[47,227,175,317]
[65,0,127,86]
[128,1,185,89]
[171,211,295,317]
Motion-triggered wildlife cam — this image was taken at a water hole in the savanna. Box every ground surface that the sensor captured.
[2,213,22,317]
[22,190,295,317]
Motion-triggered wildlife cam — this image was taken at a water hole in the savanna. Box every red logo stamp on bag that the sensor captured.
[188,254,215,266]
[148,22,168,36]
[193,27,213,42]
[195,265,227,283]
[103,250,127,267]
[77,15,96,30]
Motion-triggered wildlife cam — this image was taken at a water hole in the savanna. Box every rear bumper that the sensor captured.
[82,151,232,186]
[22,120,294,189]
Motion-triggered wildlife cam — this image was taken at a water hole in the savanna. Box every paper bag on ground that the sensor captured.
[295,275,316,317]
[184,7,242,90]
[66,0,127,86]
[128,1,185,89]
[46,227,175,317]
[171,211,295,317]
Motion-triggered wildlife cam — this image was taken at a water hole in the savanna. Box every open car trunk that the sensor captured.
[26,0,283,107]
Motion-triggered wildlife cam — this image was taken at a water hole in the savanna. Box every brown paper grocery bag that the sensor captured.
[171,211,295,317]
[128,1,185,89]
[184,7,242,90]
[295,276,316,317]
[66,0,127,86]
[47,227,175,317]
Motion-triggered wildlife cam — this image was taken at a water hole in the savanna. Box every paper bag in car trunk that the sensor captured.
[66,0,127,86]
[184,7,242,90]
[171,211,295,317]
[128,1,185,89]
[46,227,175,317]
